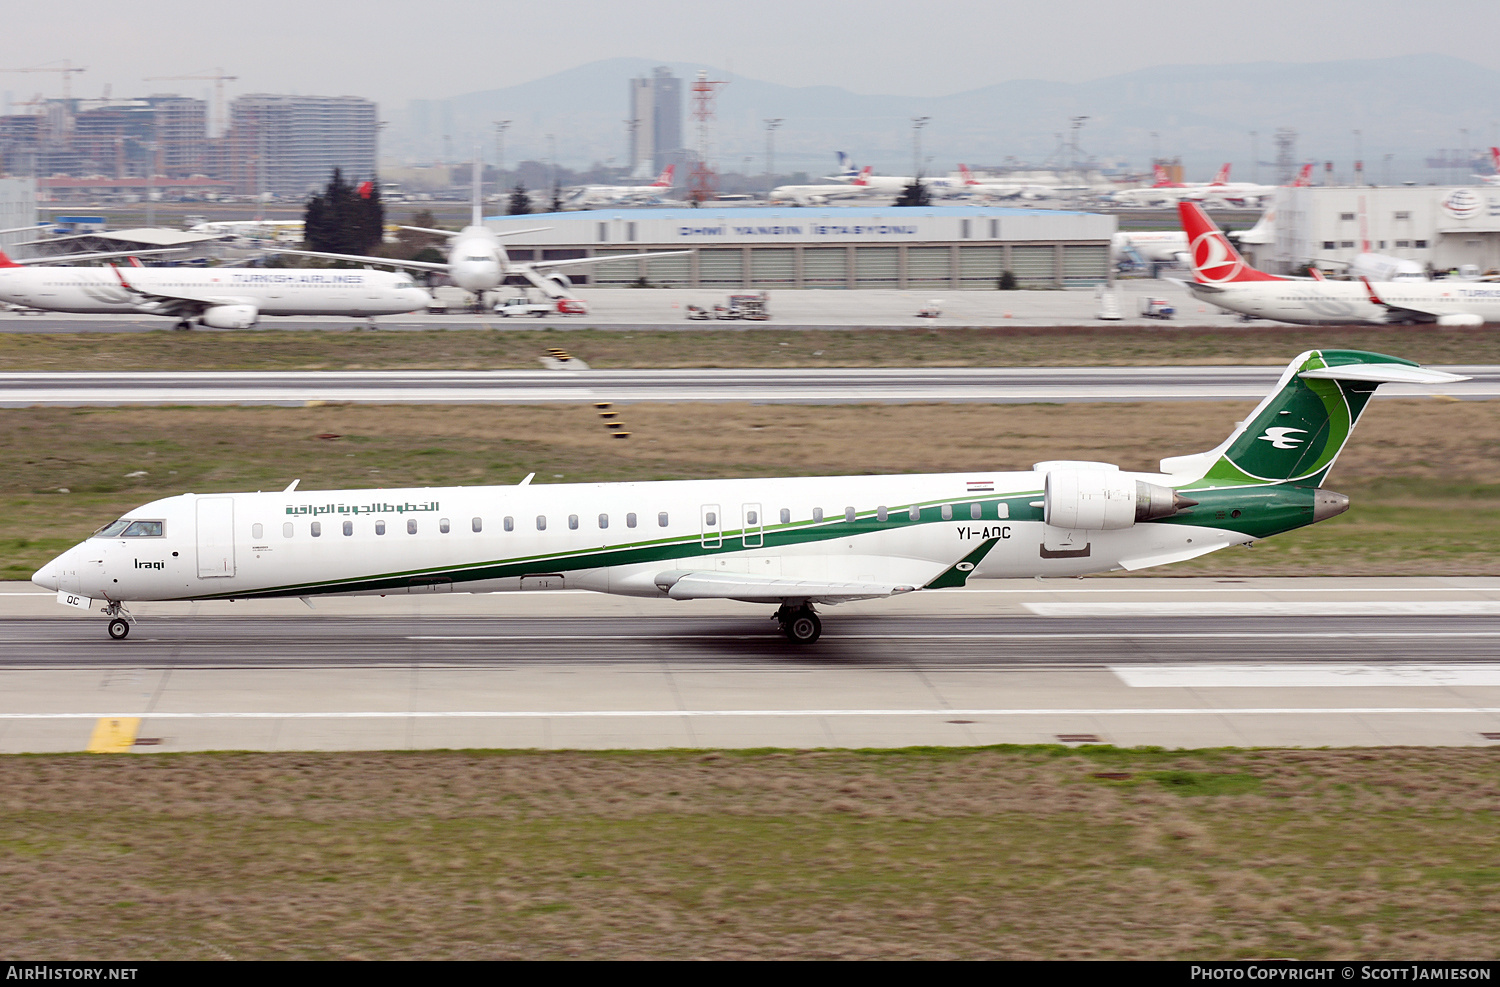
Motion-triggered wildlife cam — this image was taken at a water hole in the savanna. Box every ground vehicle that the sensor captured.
[1140,297,1176,319]
[494,295,589,317]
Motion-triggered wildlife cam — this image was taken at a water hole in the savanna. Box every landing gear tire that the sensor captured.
[174,320,192,331]
[108,618,130,640]
[777,606,821,644]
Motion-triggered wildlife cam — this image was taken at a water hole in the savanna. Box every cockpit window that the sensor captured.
[92,519,164,538]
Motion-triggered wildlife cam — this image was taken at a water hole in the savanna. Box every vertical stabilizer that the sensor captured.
[1163,350,1463,489]
[1178,201,1284,284]
[471,149,483,228]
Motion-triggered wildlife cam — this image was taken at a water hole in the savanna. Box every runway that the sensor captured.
[2,365,1494,405]
[4,577,1499,752]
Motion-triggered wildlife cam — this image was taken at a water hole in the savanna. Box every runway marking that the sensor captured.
[1026,602,1500,617]
[1112,664,1500,688]
[7,708,1500,720]
[85,716,140,752]
[408,632,1500,641]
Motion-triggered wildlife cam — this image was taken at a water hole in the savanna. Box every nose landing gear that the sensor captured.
[774,604,821,644]
[102,600,132,640]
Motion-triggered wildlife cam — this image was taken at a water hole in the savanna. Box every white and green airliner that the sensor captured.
[32,350,1464,644]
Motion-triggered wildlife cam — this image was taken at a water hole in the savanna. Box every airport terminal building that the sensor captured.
[485,207,1114,289]
[1256,185,1500,275]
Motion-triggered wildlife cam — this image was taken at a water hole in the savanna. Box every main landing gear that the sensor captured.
[173,319,194,331]
[103,600,132,640]
[774,604,821,644]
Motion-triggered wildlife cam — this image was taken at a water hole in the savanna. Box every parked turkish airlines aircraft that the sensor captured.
[770,167,879,206]
[272,164,688,302]
[34,349,1461,643]
[1474,148,1500,185]
[0,250,430,328]
[1198,163,1314,208]
[954,165,1060,200]
[1110,164,1230,207]
[563,166,676,208]
[1177,201,1496,325]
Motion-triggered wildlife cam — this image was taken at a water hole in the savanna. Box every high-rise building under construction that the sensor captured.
[628,67,681,177]
[224,94,377,197]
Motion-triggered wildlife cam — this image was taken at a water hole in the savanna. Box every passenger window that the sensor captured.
[705,511,716,526]
[813,508,824,522]
[658,512,669,527]
[970,503,982,520]
[343,520,353,536]
[844,507,856,523]
[626,513,637,528]
[283,522,293,538]
[537,516,547,531]
[503,516,513,532]
[440,518,450,534]
[780,508,790,524]
[941,505,953,520]
[568,515,579,530]
[252,523,263,539]
[909,505,920,521]
[876,506,887,522]
[121,521,164,537]
[598,514,608,529]
[311,521,322,537]
[746,510,757,525]
[376,520,386,535]
[408,519,417,534]
[473,517,483,533]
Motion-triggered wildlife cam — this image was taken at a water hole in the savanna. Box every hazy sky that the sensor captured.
[5,0,1500,109]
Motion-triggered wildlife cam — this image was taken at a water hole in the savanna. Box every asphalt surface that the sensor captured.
[2,365,1493,406]
[5,578,1499,752]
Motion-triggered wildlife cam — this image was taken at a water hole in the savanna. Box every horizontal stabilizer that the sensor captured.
[1300,365,1469,385]
[654,569,916,605]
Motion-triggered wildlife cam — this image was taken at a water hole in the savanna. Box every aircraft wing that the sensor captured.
[260,248,451,273]
[529,249,693,272]
[1358,277,1464,323]
[653,569,917,605]
[8,247,189,265]
[108,267,244,316]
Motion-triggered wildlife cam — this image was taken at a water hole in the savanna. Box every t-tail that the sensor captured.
[1178,201,1285,284]
[1162,350,1468,492]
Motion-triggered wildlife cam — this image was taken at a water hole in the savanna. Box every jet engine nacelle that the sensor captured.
[200,304,258,329]
[1044,469,1193,530]
[1437,313,1483,327]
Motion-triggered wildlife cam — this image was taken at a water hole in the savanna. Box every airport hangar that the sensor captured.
[1247,184,1500,275]
[484,206,1115,290]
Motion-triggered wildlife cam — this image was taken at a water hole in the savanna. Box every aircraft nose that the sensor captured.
[32,557,60,592]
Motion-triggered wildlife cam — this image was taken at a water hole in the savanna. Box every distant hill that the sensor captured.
[389,54,1500,183]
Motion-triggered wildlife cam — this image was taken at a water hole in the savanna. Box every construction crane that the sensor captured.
[142,68,237,136]
[1,60,87,102]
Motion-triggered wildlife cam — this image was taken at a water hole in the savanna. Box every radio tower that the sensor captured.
[688,70,728,204]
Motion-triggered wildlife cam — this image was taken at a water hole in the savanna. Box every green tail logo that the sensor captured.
[1196,350,1425,488]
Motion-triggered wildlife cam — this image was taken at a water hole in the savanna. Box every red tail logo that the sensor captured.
[1178,202,1284,284]
[852,166,873,186]
[1290,163,1314,187]
[1491,147,1500,174]
[1211,163,1231,185]
[653,165,675,187]
[1152,163,1172,187]
[959,164,977,185]
[0,249,20,269]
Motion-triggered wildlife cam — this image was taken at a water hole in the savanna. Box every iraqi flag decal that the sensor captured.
[966,479,994,493]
